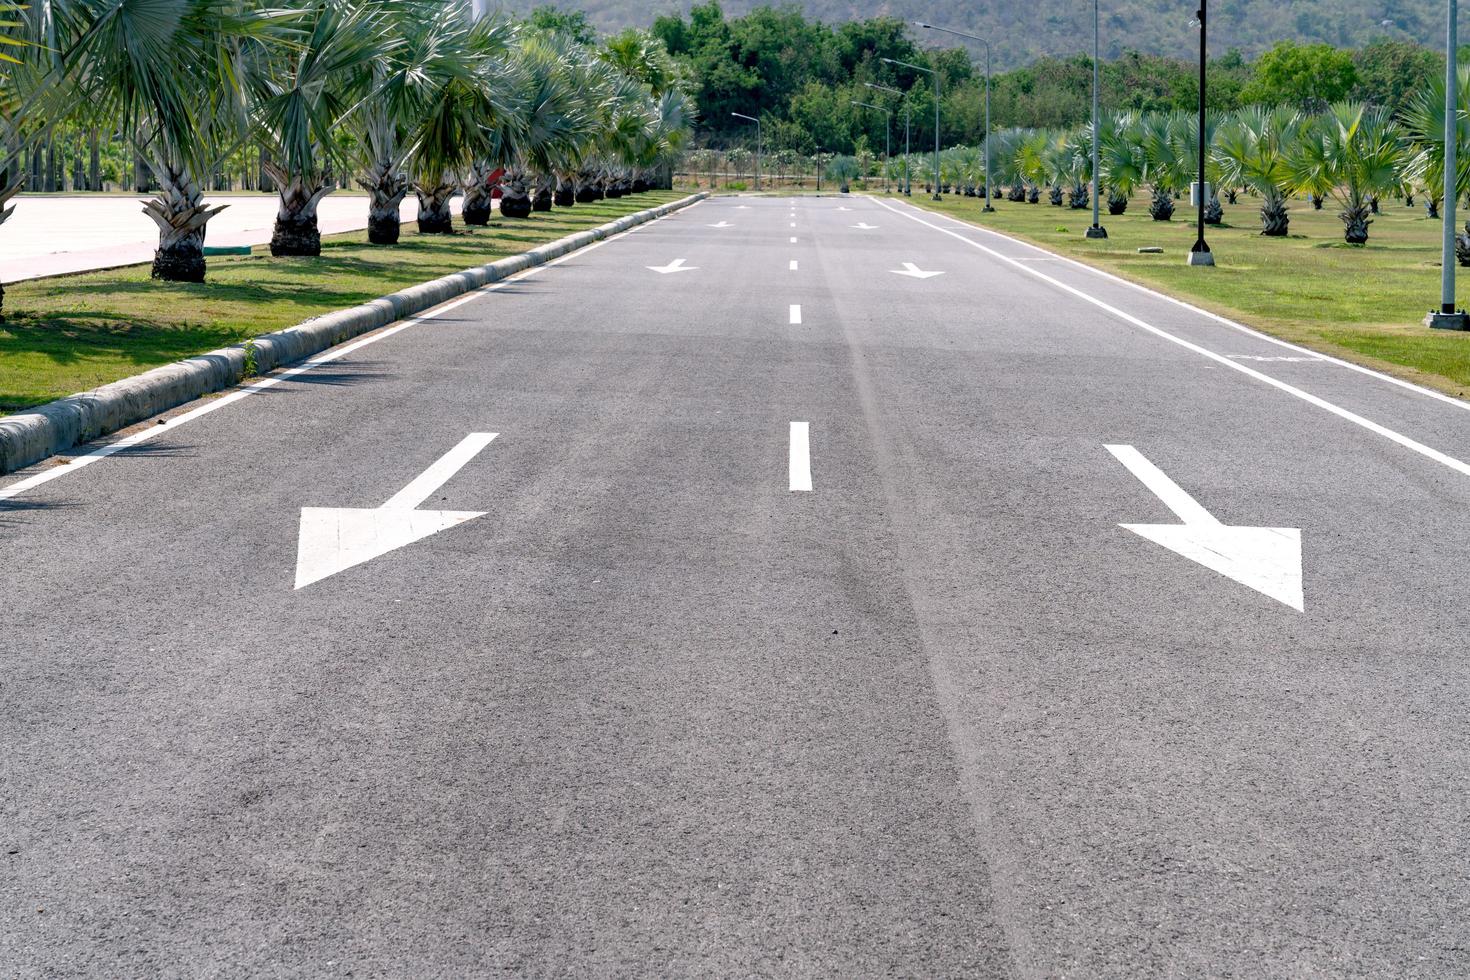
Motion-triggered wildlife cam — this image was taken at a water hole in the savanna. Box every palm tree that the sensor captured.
[1140,111,1191,221]
[1214,105,1300,236]
[826,154,859,193]
[1097,113,1144,215]
[1403,64,1470,230]
[65,0,288,281]
[1287,103,1406,245]
[252,0,387,256]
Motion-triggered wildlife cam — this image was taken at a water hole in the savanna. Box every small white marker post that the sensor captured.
[789,422,812,492]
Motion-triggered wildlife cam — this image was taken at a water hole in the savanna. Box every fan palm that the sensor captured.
[1402,64,1470,229]
[1097,113,1144,215]
[251,0,388,256]
[1214,105,1300,236]
[1140,111,1192,221]
[1286,103,1406,244]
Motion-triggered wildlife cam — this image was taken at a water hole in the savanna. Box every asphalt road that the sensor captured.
[4,193,1470,977]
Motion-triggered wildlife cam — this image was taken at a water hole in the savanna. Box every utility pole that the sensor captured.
[1188,0,1214,266]
[1087,0,1107,238]
[883,57,941,200]
[1428,0,1470,328]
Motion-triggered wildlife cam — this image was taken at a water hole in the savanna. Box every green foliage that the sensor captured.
[1240,41,1359,110]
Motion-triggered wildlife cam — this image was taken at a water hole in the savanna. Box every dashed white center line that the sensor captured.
[789,304,802,324]
[790,222,796,228]
[789,421,812,492]
[790,236,798,243]
[789,260,798,271]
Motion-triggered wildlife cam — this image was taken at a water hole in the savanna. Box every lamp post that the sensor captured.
[915,23,993,212]
[731,112,761,191]
[1187,0,1213,266]
[883,56,942,200]
[866,82,911,195]
[852,101,892,192]
[1427,0,1470,328]
[1087,0,1106,238]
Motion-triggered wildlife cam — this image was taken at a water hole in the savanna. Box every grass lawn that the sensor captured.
[879,187,1470,399]
[0,191,682,412]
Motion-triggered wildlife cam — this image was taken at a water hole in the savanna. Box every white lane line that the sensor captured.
[790,222,796,228]
[875,196,1470,417]
[870,196,1470,481]
[790,304,802,324]
[789,421,812,491]
[0,200,706,503]
[789,260,798,271]
[790,236,798,244]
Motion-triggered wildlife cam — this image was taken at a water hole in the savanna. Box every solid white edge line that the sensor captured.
[381,432,497,510]
[869,196,1470,481]
[0,199,704,503]
[875,195,1470,416]
[789,421,812,492]
[790,304,802,325]
[1105,444,1219,526]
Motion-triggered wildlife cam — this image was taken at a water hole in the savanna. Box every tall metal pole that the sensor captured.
[731,113,761,191]
[1429,0,1469,327]
[1086,0,1106,238]
[883,58,941,200]
[885,114,891,192]
[1187,0,1214,265]
[983,41,994,212]
[866,82,912,195]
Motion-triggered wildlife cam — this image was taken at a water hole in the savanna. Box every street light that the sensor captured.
[866,82,912,195]
[915,22,994,212]
[731,112,761,192]
[1087,0,1106,238]
[1427,0,1470,328]
[883,56,942,200]
[1187,1,1213,266]
[851,100,893,193]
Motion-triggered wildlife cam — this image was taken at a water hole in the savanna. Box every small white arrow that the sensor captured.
[837,206,854,211]
[735,205,751,209]
[708,220,733,228]
[294,433,495,590]
[647,258,698,274]
[1107,445,1303,611]
[853,222,879,230]
[891,262,944,280]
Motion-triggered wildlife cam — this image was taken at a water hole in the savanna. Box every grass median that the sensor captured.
[883,188,1470,398]
[0,191,683,413]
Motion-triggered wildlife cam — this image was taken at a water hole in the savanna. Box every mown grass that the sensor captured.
[0,191,682,412]
[882,187,1470,398]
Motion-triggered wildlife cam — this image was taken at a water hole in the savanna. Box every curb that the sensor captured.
[0,191,708,474]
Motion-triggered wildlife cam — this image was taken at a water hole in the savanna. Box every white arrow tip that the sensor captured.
[1121,523,1304,611]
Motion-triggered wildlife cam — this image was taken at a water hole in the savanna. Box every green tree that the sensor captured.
[1241,41,1358,110]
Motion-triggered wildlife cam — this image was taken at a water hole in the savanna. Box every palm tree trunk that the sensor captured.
[263,161,330,257]
[554,175,576,207]
[1068,182,1089,209]
[533,175,554,212]
[1203,192,1223,225]
[462,161,497,225]
[1107,188,1128,215]
[1260,191,1289,236]
[413,179,457,233]
[1427,196,1442,219]
[88,130,100,191]
[500,173,532,218]
[142,161,227,282]
[1455,222,1470,267]
[356,158,408,245]
[1339,199,1372,244]
[1048,184,1063,206]
[1148,185,1175,221]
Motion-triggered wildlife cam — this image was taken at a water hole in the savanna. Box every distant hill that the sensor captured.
[489,0,1438,69]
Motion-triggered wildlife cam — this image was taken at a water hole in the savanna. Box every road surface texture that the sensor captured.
[4,194,1470,977]
[1,194,466,281]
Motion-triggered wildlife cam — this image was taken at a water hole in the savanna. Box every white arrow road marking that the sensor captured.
[853,222,879,230]
[647,258,697,274]
[790,422,812,491]
[890,262,945,280]
[789,304,802,324]
[1106,444,1303,611]
[295,433,496,590]
[708,220,733,228]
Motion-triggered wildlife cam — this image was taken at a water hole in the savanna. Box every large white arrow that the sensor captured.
[707,220,733,228]
[853,222,879,230]
[1107,444,1303,611]
[647,258,697,274]
[890,262,944,280]
[295,433,496,590]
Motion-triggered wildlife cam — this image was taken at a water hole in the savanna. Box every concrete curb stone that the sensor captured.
[0,191,708,474]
